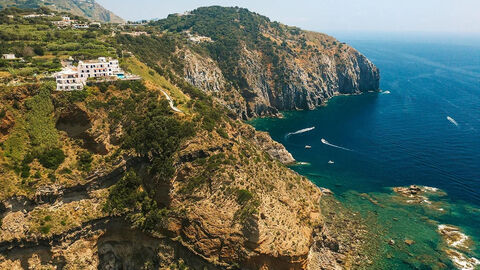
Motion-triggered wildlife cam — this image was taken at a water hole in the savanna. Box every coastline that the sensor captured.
[248,89,383,120]
[249,91,480,269]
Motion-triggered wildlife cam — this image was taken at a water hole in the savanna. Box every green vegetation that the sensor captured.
[78,150,93,172]
[0,8,118,82]
[122,95,195,181]
[117,34,183,76]
[38,148,65,169]
[39,223,52,234]
[236,189,253,205]
[100,80,198,232]
[216,127,228,139]
[24,83,58,152]
[104,170,172,232]
[104,170,144,214]
[3,83,62,168]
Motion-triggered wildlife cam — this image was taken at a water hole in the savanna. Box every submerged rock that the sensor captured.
[392,185,446,211]
[438,225,473,252]
[438,225,479,270]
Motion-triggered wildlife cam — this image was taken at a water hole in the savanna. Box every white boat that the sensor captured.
[328,160,335,164]
[305,145,312,149]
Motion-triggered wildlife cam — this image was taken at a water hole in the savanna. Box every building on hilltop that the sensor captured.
[2,54,16,60]
[54,57,135,91]
[77,57,123,79]
[73,24,89,29]
[53,16,74,27]
[54,67,84,91]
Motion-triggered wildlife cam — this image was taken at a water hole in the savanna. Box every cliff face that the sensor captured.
[182,41,380,119]
[156,7,380,119]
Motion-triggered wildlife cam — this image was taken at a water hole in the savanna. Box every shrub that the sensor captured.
[20,164,30,178]
[216,127,228,139]
[59,168,72,175]
[64,90,88,102]
[38,148,65,169]
[236,189,253,205]
[39,224,52,234]
[78,151,93,172]
[104,170,144,214]
[33,46,45,56]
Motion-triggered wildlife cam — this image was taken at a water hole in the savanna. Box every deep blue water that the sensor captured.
[251,35,480,269]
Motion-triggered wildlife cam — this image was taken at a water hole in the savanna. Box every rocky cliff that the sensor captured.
[153,6,380,119]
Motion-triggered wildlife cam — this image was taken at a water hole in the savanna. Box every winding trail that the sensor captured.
[160,89,183,113]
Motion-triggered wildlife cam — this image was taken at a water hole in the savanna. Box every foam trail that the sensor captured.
[321,138,352,151]
[447,116,459,127]
[285,127,315,138]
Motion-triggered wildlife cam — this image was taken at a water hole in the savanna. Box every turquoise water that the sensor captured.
[251,36,480,269]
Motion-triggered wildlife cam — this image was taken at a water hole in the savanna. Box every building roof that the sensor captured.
[55,67,78,75]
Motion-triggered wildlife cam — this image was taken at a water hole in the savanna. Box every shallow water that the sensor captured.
[251,35,480,269]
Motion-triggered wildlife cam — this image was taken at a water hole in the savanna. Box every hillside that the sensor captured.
[0,7,379,270]
[144,6,380,118]
[0,0,124,23]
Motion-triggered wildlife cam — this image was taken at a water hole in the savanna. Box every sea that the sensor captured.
[250,33,480,269]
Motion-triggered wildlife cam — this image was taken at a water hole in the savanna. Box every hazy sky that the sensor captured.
[97,0,480,34]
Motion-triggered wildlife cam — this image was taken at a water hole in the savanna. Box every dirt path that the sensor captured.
[160,89,183,113]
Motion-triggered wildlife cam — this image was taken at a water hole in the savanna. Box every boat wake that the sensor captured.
[285,127,315,139]
[447,116,459,127]
[321,138,352,151]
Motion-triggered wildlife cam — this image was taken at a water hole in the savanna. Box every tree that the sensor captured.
[38,148,65,170]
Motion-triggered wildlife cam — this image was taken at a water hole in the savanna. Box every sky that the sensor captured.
[97,0,480,34]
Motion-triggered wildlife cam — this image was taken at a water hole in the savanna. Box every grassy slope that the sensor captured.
[121,57,191,113]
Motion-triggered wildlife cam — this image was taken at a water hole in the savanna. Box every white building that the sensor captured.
[77,57,123,80]
[54,57,126,91]
[73,24,89,29]
[2,54,16,60]
[53,16,74,27]
[54,68,84,91]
